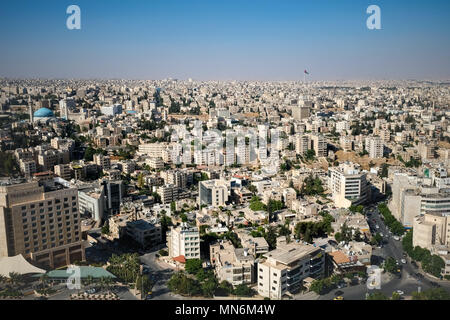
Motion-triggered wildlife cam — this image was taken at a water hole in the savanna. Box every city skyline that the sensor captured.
[0,0,449,80]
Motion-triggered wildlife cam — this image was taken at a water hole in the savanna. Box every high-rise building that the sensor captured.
[0,180,85,269]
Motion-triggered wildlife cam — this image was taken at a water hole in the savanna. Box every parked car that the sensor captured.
[396,290,404,295]
[401,259,407,264]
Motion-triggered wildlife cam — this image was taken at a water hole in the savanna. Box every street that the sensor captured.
[140,249,180,300]
[318,202,450,300]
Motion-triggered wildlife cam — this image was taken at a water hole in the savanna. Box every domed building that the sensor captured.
[33,107,54,118]
[32,107,55,123]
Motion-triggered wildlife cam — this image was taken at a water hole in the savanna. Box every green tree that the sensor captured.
[366,291,388,300]
[185,259,203,274]
[264,226,278,250]
[233,284,255,297]
[412,288,450,300]
[383,257,398,274]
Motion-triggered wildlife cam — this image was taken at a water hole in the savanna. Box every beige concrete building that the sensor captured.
[295,134,309,155]
[20,159,36,177]
[0,180,85,269]
[54,164,72,180]
[198,179,229,208]
[310,134,327,157]
[210,240,255,286]
[292,106,310,122]
[93,154,111,169]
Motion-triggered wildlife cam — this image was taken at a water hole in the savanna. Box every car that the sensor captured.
[333,296,344,300]
[430,282,441,288]
[396,290,404,295]
[380,233,383,237]
[393,236,400,241]
[376,225,380,229]
[334,290,344,296]
[401,259,407,264]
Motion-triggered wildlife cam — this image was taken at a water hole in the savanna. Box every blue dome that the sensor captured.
[33,108,54,118]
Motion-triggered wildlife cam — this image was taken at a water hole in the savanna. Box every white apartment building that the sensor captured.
[328,162,369,208]
[167,224,200,259]
[365,136,384,159]
[138,143,167,157]
[257,243,325,299]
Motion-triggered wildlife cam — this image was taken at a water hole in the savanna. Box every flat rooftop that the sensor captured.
[265,242,319,265]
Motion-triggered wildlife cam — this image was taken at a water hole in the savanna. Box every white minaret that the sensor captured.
[28,96,33,123]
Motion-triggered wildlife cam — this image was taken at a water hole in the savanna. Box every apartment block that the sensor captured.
[167,224,200,259]
[257,243,325,299]
[198,179,229,208]
[210,240,255,286]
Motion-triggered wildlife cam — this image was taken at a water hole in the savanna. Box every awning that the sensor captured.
[0,254,46,277]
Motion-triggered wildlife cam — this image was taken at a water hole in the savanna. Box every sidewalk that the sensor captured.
[293,291,319,300]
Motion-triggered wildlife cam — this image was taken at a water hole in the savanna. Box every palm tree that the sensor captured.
[8,272,23,287]
[85,275,94,288]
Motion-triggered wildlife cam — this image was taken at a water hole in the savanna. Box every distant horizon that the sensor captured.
[1,0,449,80]
[1,77,449,83]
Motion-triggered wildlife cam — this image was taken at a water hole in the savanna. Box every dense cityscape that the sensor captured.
[0,78,449,301]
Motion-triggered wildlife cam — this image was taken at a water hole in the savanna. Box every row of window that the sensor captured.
[20,197,77,211]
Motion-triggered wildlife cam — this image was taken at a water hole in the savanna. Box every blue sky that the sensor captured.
[0,0,449,80]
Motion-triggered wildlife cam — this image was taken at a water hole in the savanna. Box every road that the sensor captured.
[140,248,180,300]
[319,201,449,300]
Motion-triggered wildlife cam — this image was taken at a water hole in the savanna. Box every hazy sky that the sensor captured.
[0,0,449,80]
